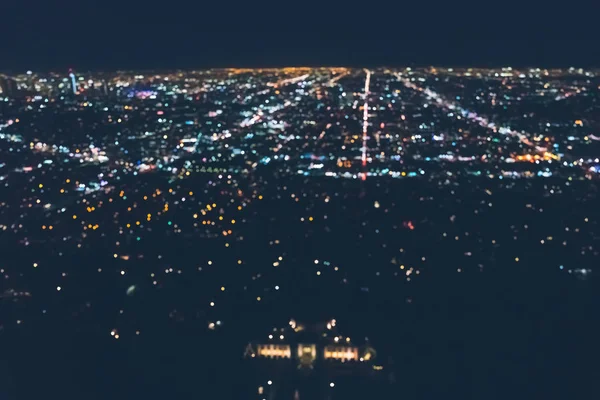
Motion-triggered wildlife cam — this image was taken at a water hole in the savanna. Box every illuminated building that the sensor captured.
[323,345,359,361]
[69,70,77,95]
[256,344,292,358]
[244,319,384,399]
[0,76,16,96]
[244,319,378,370]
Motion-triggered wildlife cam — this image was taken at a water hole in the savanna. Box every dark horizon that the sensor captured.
[3,0,600,71]
[3,40,600,73]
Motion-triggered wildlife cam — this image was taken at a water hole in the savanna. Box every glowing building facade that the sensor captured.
[244,319,377,369]
[69,71,77,95]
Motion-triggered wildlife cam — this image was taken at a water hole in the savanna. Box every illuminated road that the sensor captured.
[326,70,350,87]
[242,73,313,127]
[268,73,310,88]
[393,72,560,160]
[361,69,371,180]
[242,72,338,129]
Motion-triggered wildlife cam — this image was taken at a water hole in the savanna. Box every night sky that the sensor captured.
[2,0,599,70]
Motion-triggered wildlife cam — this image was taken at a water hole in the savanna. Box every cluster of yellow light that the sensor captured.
[533,135,551,142]
[514,152,560,162]
[324,346,358,361]
[257,344,291,358]
[297,344,316,358]
[337,160,353,168]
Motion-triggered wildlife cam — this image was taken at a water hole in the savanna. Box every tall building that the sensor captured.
[69,70,77,95]
[0,76,16,96]
[25,70,34,91]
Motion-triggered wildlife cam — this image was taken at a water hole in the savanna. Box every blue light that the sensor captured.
[69,73,77,95]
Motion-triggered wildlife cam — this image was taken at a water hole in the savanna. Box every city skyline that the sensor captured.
[0,15,599,395]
